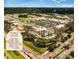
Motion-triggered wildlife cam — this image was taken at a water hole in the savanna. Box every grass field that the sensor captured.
[5,50,14,59]
[23,41,47,54]
[5,50,25,59]
[16,18,33,23]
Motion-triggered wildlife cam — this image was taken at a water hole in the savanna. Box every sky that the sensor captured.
[4,0,74,7]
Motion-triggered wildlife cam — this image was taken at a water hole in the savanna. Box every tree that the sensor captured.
[48,44,57,52]
[65,21,74,33]
[4,20,12,32]
[70,51,74,57]
[63,45,70,49]
[65,56,70,59]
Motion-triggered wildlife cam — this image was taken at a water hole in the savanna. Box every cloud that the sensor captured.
[59,0,66,2]
[50,4,74,7]
[4,0,74,7]
[51,0,61,4]
[60,4,74,7]
[50,0,73,7]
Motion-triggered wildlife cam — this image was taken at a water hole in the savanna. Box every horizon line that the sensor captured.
[4,7,74,8]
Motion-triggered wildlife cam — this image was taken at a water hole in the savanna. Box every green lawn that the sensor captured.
[5,50,14,59]
[23,41,47,54]
[5,50,25,59]
[16,18,33,23]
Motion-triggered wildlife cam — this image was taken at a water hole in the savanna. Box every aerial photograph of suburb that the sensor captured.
[4,0,74,59]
